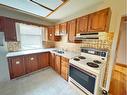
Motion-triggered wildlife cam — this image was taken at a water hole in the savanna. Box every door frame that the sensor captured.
[115,16,127,67]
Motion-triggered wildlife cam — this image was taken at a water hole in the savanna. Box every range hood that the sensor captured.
[75,32,107,40]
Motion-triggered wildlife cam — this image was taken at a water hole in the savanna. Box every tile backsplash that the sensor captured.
[7,41,21,52]
[55,32,114,52]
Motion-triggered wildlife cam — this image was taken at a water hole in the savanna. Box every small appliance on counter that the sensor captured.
[68,47,108,95]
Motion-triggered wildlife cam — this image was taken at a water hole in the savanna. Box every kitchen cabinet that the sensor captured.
[25,54,38,73]
[48,26,61,41]
[48,26,55,41]
[60,22,67,35]
[8,56,26,79]
[88,8,111,32]
[38,52,49,69]
[50,53,55,69]
[55,24,60,35]
[0,17,17,41]
[67,19,77,43]
[55,55,61,74]
[76,15,89,34]
[61,57,69,80]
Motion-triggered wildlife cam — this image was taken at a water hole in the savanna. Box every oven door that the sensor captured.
[69,64,96,94]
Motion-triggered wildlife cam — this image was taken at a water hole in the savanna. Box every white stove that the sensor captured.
[69,48,108,95]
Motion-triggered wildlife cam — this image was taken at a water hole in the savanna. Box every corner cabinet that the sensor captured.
[48,26,61,41]
[88,8,111,32]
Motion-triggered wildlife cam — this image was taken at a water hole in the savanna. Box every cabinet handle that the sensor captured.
[30,57,34,61]
[16,61,20,64]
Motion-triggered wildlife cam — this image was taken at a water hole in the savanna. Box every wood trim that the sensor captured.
[116,63,127,68]
[46,0,69,17]
[115,16,127,63]
[30,0,54,11]
[0,16,47,27]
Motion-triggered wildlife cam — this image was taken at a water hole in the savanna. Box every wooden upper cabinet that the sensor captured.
[67,19,77,42]
[60,22,67,35]
[55,24,60,36]
[1,17,17,41]
[76,15,89,34]
[48,26,55,41]
[8,56,26,79]
[88,8,111,32]
[38,52,49,69]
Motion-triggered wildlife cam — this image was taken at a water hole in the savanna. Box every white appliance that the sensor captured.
[69,48,108,95]
[0,32,10,84]
[75,32,107,40]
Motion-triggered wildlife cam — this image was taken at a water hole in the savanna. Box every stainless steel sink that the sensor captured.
[52,50,64,54]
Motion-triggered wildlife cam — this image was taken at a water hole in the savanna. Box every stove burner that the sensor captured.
[87,62,99,68]
[78,56,86,59]
[93,60,102,64]
[73,58,80,61]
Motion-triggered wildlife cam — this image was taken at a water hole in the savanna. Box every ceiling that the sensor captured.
[0,0,65,17]
[0,0,104,22]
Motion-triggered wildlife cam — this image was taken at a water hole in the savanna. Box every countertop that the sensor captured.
[6,48,80,59]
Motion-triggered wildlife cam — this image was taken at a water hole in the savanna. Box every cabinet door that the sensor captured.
[61,63,68,80]
[55,24,60,35]
[50,53,55,69]
[25,54,38,73]
[48,26,55,41]
[8,56,26,79]
[55,55,61,74]
[88,8,111,32]
[67,19,77,42]
[61,57,69,80]
[2,17,17,41]
[76,15,88,34]
[38,52,49,69]
[60,22,67,35]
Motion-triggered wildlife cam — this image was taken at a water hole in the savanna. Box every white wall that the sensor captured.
[116,22,127,64]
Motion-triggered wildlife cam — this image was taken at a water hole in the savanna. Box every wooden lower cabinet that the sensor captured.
[50,53,55,69]
[38,52,49,69]
[8,56,26,79]
[55,55,61,74]
[24,54,38,73]
[61,57,69,80]
[8,52,50,79]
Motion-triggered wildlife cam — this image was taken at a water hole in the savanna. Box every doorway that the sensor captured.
[109,16,127,95]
